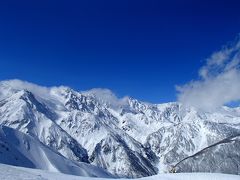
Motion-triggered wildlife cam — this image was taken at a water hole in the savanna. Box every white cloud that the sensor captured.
[0,79,52,100]
[177,36,240,111]
[82,88,129,108]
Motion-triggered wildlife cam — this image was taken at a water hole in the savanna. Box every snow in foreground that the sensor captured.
[0,163,239,180]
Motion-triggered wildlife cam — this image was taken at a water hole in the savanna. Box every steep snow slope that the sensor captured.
[0,79,240,177]
[0,163,239,180]
[0,125,113,178]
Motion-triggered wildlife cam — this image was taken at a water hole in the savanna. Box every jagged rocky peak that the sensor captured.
[63,90,94,111]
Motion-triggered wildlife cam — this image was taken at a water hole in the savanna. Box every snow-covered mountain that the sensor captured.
[0,79,239,177]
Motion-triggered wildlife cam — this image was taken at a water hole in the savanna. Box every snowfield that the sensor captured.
[0,163,239,180]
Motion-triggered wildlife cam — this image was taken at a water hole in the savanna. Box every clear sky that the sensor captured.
[0,0,240,103]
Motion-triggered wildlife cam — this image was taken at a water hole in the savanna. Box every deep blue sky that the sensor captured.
[0,0,240,103]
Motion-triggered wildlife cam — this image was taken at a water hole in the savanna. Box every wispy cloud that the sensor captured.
[82,88,129,108]
[177,36,240,111]
[0,79,52,100]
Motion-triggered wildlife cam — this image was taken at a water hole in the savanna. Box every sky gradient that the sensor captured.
[0,0,240,103]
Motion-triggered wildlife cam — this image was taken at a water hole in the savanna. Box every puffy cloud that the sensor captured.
[177,36,240,111]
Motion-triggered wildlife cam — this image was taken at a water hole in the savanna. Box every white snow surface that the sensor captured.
[0,163,239,180]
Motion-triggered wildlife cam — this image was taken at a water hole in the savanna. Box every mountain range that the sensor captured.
[0,79,239,178]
